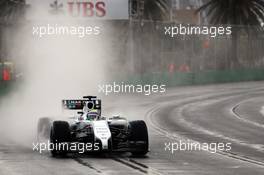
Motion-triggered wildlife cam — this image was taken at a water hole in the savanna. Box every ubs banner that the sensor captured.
[26,0,129,20]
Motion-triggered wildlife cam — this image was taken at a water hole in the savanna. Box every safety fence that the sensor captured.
[103,20,264,76]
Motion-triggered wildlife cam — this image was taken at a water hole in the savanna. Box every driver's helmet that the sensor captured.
[85,109,100,120]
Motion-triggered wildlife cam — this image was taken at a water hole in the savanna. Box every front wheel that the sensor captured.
[129,120,149,156]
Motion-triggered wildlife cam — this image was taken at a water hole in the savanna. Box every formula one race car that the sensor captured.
[37,96,149,156]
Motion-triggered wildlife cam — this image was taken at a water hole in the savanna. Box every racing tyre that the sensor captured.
[129,120,149,156]
[50,121,71,156]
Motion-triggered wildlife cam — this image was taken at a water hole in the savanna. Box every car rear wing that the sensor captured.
[62,96,101,112]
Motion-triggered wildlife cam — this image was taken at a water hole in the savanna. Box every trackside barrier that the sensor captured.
[0,81,13,97]
[0,62,15,97]
[122,68,264,86]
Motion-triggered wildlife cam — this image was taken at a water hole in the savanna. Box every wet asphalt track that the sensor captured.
[1,82,264,175]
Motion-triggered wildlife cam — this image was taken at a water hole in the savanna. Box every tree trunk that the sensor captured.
[230,26,240,69]
[0,26,2,62]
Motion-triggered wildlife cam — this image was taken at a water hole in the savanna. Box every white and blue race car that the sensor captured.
[37,96,149,156]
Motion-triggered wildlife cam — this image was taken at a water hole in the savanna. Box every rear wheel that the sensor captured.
[50,121,71,156]
[129,120,149,156]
